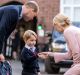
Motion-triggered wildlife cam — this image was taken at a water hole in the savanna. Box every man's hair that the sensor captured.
[25,1,39,12]
[23,30,37,43]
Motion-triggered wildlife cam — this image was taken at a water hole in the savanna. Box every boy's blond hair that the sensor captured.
[25,1,39,13]
[53,13,71,26]
[23,30,37,43]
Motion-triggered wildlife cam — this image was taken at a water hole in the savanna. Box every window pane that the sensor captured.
[73,0,80,5]
[74,7,80,22]
[63,0,73,5]
[63,7,71,20]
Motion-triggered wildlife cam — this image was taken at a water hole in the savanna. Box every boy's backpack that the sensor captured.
[0,61,12,75]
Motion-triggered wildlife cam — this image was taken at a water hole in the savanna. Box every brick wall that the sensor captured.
[0,0,27,4]
[34,0,60,31]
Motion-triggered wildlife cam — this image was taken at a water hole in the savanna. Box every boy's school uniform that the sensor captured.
[21,45,40,75]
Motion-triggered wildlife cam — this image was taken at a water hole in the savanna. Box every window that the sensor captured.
[60,0,80,22]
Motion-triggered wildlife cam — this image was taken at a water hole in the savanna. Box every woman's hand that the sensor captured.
[38,52,51,59]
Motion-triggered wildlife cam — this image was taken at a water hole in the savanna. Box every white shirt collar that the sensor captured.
[25,44,36,52]
[19,10,22,20]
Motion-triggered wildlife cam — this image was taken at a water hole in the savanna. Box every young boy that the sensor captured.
[21,30,41,75]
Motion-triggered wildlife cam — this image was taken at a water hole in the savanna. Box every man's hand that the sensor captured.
[0,54,5,62]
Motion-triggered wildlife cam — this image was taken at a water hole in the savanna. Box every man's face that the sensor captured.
[23,8,37,21]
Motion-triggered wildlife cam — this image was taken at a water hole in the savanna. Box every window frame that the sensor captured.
[60,0,80,22]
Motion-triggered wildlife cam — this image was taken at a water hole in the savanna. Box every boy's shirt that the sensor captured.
[25,44,36,52]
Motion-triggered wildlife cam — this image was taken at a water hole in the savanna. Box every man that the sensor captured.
[0,1,39,61]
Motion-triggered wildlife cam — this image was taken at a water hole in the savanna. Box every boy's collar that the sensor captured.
[25,44,30,49]
[25,44,35,50]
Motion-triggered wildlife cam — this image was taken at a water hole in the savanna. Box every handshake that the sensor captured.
[38,52,52,59]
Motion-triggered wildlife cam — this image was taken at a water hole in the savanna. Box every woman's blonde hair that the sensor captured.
[23,30,37,43]
[53,13,71,26]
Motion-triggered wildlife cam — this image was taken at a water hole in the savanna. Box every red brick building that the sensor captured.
[35,0,60,30]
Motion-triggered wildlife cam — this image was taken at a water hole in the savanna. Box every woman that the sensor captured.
[38,14,80,75]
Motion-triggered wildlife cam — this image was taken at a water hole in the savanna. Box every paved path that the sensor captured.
[10,60,67,75]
